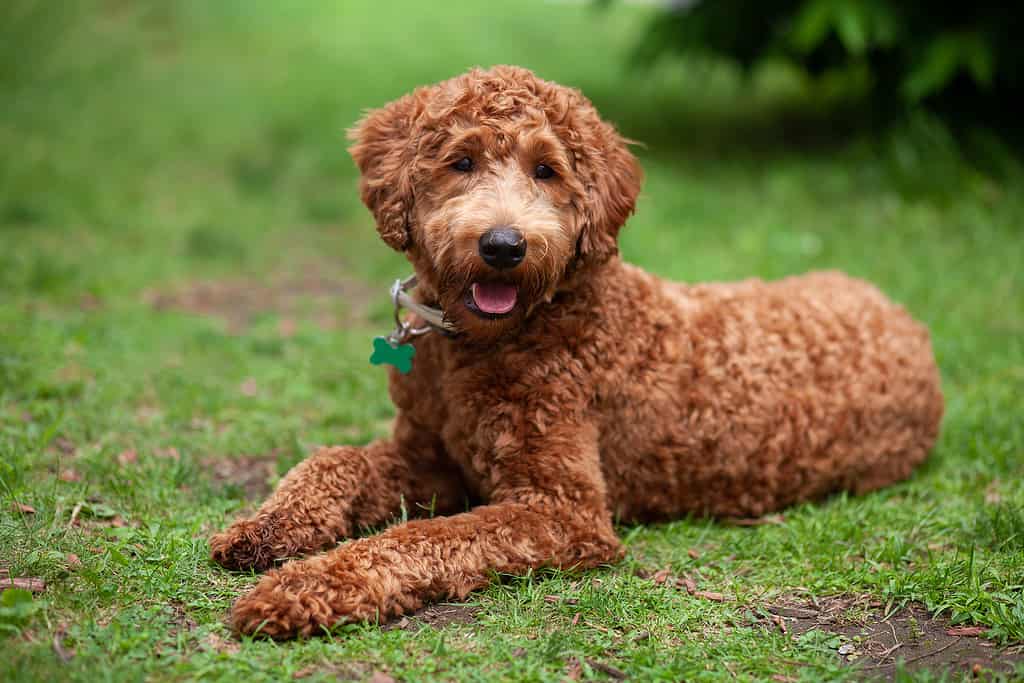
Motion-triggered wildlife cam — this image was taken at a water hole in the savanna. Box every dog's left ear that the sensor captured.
[348,92,423,251]
[577,120,643,265]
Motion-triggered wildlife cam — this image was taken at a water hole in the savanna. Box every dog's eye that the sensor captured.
[452,157,474,173]
[534,163,556,180]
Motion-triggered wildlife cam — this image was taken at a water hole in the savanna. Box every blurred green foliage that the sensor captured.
[632,0,1024,129]
[0,589,44,636]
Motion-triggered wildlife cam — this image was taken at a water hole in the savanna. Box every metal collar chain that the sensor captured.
[386,275,456,345]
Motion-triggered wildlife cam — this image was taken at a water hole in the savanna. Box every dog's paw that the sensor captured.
[230,565,344,639]
[209,517,281,572]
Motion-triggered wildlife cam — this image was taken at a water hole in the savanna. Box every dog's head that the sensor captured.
[349,66,642,342]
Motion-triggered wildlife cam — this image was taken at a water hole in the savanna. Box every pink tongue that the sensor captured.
[471,282,517,314]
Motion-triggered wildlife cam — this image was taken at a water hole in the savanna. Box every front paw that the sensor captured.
[230,564,345,639]
[230,554,414,639]
[209,516,281,572]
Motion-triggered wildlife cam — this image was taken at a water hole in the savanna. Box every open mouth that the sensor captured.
[466,281,518,318]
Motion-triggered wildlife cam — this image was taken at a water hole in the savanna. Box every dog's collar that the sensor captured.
[386,274,456,344]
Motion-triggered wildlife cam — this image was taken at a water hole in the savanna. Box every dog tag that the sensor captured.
[369,336,416,374]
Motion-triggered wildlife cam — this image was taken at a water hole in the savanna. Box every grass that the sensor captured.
[2,1,1023,681]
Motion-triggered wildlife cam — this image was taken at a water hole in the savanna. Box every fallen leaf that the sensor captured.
[543,594,561,604]
[117,449,138,466]
[770,614,788,634]
[65,553,81,569]
[651,568,672,585]
[292,667,316,679]
[53,623,74,662]
[633,630,650,642]
[571,612,580,627]
[68,502,84,527]
[13,502,36,514]
[694,591,726,602]
[585,658,627,680]
[368,673,397,683]
[0,577,46,592]
[680,577,697,594]
[947,626,988,637]
[59,469,81,482]
[389,616,411,630]
[688,548,700,559]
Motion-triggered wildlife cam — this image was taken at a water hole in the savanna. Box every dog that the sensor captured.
[209,65,944,638]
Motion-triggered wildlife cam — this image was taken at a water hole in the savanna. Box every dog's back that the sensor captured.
[586,265,944,519]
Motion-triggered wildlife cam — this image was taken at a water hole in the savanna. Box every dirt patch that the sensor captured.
[144,271,378,333]
[202,452,281,501]
[202,630,240,656]
[385,603,481,631]
[292,662,376,681]
[167,601,198,637]
[762,595,1023,680]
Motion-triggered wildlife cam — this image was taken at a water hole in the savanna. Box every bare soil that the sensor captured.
[764,595,1023,680]
[145,271,378,333]
[384,603,481,631]
[202,452,281,501]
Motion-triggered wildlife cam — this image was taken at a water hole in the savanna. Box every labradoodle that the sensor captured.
[210,65,944,638]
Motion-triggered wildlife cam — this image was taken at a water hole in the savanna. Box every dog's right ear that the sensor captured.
[348,93,422,251]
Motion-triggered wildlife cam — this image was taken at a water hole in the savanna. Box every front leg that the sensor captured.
[209,417,465,571]
[230,423,623,638]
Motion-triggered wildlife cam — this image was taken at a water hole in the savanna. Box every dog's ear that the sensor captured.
[348,93,423,251]
[577,121,642,264]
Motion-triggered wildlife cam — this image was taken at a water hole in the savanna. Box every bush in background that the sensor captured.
[631,0,1024,134]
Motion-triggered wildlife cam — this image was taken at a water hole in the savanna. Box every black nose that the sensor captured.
[478,227,526,270]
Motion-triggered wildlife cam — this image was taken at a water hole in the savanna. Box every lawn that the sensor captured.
[2,1,1023,681]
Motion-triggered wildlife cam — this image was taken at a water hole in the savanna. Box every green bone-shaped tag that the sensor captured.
[369,336,416,374]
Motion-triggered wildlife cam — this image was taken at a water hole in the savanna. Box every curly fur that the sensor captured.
[210,66,944,638]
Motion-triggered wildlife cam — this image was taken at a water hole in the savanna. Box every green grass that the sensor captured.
[2,1,1023,681]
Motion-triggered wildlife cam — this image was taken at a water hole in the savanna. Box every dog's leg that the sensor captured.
[228,427,623,638]
[209,418,464,572]
[230,502,621,637]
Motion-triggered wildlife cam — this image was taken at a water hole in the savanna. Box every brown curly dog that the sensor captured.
[210,65,944,638]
